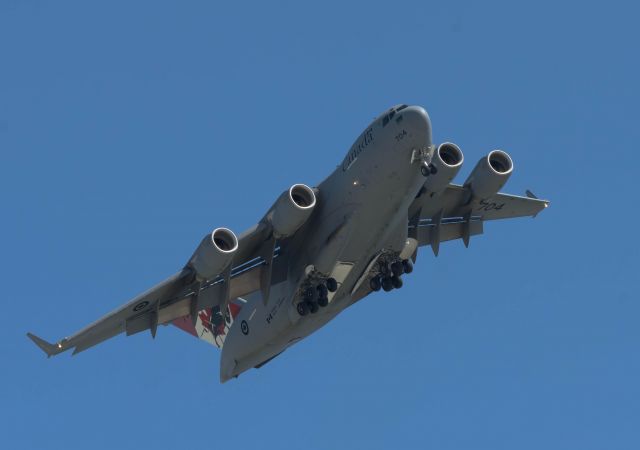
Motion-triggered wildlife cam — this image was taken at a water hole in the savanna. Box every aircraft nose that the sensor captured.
[402,106,432,145]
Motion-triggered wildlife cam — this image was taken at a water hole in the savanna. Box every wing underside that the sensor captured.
[409,184,549,252]
[350,184,548,304]
[27,226,282,357]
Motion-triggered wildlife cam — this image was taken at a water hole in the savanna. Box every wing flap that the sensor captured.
[414,218,484,248]
[72,325,123,355]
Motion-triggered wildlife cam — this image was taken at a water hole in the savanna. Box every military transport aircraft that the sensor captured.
[28,105,549,382]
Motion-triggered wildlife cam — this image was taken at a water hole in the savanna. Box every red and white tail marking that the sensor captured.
[172,298,246,349]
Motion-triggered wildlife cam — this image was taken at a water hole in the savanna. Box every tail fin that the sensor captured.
[172,298,246,349]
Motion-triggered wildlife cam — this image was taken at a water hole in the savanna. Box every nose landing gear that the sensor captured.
[421,163,438,177]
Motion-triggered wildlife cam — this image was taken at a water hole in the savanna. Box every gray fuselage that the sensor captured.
[220,106,432,381]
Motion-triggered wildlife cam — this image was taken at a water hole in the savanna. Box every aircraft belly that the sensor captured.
[222,111,431,381]
[327,167,423,299]
[219,281,294,382]
[229,306,343,378]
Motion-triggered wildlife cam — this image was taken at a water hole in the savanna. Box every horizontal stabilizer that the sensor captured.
[26,333,64,358]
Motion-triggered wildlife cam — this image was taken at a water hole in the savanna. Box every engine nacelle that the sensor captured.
[270,183,317,238]
[463,150,514,199]
[423,142,464,193]
[189,227,238,281]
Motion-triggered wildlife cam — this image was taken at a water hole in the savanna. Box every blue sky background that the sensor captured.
[1,1,639,449]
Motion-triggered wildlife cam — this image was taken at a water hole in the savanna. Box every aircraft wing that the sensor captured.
[27,224,275,357]
[349,184,548,307]
[27,271,189,357]
[408,183,549,253]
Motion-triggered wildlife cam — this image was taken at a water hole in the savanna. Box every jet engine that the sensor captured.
[269,183,317,238]
[188,227,239,281]
[423,142,464,193]
[463,150,513,199]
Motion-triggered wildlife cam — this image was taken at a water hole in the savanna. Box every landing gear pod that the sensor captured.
[269,184,317,238]
[422,142,464,193]
[188,227,239,281]
[463,150,513,199]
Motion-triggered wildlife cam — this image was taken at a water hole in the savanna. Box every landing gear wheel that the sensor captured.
[309,301,319,314]
[391,261,404,277]
[382,276,394,292]
[318,296,329,307]
[429,163,438,175]
[391,275,403,289]
[297,302,309,316]
[304,287,317,302]
[402,259,414,274]
[326,278,338,292]
[317,284,328,298]
[369,275,382,292]
[421,164,430,177]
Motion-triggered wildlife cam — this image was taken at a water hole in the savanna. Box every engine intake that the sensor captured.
[423,142,464,193]
[189,227,238,281]
[270,184,317,238]
[464,150,513,199]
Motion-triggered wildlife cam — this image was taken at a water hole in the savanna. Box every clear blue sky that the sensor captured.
[1,1,638,449]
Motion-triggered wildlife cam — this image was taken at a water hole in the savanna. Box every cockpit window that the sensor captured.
[382,109,397,127]
[382,106,407,127]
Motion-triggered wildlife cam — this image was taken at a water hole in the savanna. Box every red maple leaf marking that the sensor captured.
[229,303,242,319]
[198,309,213,333]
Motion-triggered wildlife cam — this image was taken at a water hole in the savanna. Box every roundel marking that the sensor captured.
[133,301,149,312]
[240,320,249,335]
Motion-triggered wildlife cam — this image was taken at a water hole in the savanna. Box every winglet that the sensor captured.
[534,200,549,218]
[26,333,64,358]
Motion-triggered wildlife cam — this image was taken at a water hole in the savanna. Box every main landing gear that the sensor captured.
[369,259,413,293]
[297,277,337,316]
